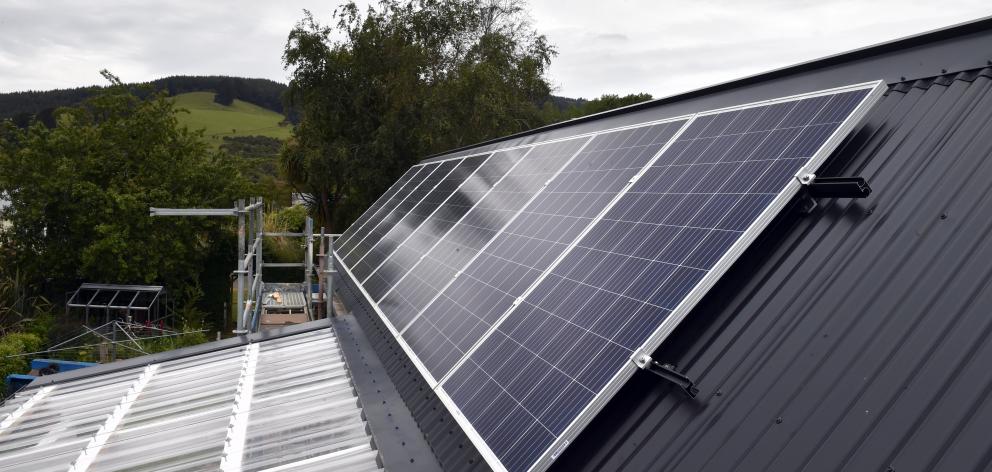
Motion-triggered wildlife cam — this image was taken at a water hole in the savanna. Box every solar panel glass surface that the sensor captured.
[350,158,465,280]
[402,120,689,380]
[335,165,425,256]
[342,161,445,266]
[441,85,879,472]
[363,152,519,302]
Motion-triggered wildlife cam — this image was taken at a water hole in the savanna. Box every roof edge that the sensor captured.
[16,319,333,391]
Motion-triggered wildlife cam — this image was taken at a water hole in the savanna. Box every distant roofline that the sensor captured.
[423,14,992,160]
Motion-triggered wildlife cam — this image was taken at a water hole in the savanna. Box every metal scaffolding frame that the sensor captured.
[150,197,339,333]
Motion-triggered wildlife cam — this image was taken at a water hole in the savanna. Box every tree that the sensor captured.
[281,0,556,230]
[214,77,237,106]
[0,71,248,327]
[553,93,654,121]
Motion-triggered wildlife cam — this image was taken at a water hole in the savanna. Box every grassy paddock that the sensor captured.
[171,92,292,146]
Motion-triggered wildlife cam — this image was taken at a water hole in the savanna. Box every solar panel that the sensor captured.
[335,165,425,257]
[349,157,468,280]
[372,139,588,336]
[341,161,447,266]
[401,119,689,380]
[334,81,885,472]
[438,83,884,472]
[362,151,519,302]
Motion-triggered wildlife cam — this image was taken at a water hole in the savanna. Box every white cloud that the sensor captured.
[0,0,989,97]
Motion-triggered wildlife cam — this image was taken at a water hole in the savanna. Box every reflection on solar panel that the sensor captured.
[373,139,587,335]
[358,154,491,296]
[402,119,688,380]
[363,152,516,302]
[350,158,466,280]
[335,165,425,257]
[335,81,885,472]
[343,161,450,266]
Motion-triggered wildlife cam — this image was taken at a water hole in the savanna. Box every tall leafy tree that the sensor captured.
[0,71,247,326]
[281,0,556,230]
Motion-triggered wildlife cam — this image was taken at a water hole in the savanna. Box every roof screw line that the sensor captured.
[68,364,159,472]
[219,343,260,472]
[0,385,54,433]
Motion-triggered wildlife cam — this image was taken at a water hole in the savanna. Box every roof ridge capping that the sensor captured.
[423,13,992,160]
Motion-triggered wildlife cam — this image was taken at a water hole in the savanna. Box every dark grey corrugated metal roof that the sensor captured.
[550,67,992,472]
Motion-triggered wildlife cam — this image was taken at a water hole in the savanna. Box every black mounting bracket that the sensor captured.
[797,174,872,214]
[634,355,699,398]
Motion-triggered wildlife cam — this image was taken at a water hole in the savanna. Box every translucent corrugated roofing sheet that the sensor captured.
[0,327,381,472]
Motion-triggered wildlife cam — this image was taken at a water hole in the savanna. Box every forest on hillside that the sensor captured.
[0,76,292,124]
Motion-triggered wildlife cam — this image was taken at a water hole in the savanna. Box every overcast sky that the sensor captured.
[1,1,990,99]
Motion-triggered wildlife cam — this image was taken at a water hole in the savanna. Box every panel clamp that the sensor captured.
[796,173,872,214]
[634,355,699,398]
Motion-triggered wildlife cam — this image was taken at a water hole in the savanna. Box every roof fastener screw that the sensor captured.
[775,417,783,424]
[941,69,948,74]
[940,213,947,220]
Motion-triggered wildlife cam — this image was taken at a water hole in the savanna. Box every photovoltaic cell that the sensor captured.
[402,120,689,380]
[363,152,519,302]
[335,165,425,257]
[440,86,879,472]
[342,161,446,266]
[350,158,466,281]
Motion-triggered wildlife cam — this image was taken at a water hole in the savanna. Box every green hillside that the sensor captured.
[172,92,292,146]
